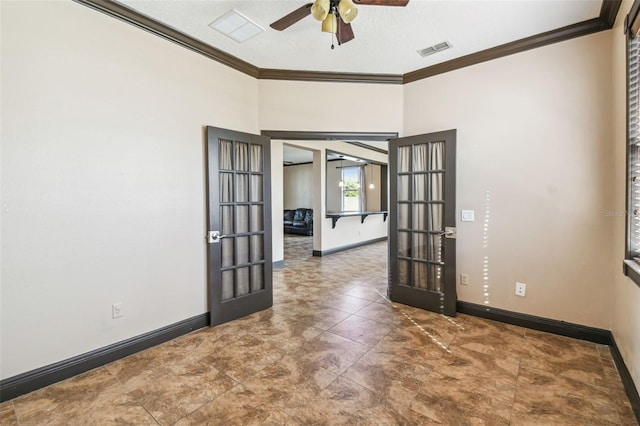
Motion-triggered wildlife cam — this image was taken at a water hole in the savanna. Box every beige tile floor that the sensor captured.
[1,235,637,425]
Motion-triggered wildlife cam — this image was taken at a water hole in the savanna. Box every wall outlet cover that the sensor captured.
[460,273,469,285]
[112,302,123,319]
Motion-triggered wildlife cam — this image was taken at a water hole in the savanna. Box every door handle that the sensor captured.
[435,227,456,239]
[207,231,229,244]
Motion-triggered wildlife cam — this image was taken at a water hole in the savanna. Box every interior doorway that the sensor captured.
[282,144,316,264]
[265,131,395,264]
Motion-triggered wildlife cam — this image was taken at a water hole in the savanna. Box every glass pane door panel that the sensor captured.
[251,145,262,172]
[430,204,444,231]
[429,173,444,201]
[236,206,249,233]
[221,206,233,234]
[398,175,410,201]
[429,264,444,292]
[250,145,263,172]
[413,204,428,231]
[237,268,250,296]
[235,142,248,171]
[399,259,411,286]
[398,146,411,172]
[219,140,233,170]
[220,173,233,202]
[430,142,445,170]
[251,265,264,292]
[222,270,234,301]
[413,144,429,172]
[429,235,444,262]
[251,175,263,202]
[236,174,249,202]
[413,233,428,260]
[413,175,428,201]
[251,205,263,232]
[398,203,410,229]
[237,236,249,265]
[398,231,411,257]
[222,238,234,268]
[414,261,428,289]
[251,235,264,261]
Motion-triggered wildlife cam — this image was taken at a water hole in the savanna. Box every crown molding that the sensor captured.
[74,0,620,85]
[258,68,403,84]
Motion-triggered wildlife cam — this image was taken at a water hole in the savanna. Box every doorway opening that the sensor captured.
[265,131,395,266]
[282,144,316,265]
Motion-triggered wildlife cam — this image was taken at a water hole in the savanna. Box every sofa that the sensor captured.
[284,208,313,236]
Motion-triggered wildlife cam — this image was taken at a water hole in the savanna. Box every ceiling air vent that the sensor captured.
[417,41,453,58]
[209,9,265,43]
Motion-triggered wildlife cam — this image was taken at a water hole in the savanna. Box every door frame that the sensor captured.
[260,131,398,146]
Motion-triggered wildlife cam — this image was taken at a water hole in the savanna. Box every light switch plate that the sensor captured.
[461,210,475,222]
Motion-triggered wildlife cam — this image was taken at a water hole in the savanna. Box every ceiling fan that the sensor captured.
[270,0,410,48]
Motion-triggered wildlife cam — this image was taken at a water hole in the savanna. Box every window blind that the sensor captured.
[629,33,640,256]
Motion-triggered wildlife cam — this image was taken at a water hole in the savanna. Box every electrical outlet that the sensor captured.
[515,282,526,297]
[112,302,123,319]
[460,273,469,285]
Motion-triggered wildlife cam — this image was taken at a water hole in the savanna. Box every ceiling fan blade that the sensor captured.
[353,0,409,6]
[270,3,313,31]
[337,16,355,45]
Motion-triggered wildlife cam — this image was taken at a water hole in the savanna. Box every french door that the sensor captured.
[388,130,457,316]
[206,126,272,326]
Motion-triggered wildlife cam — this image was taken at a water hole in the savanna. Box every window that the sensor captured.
[624,2,640,287]
[341,166,361,212]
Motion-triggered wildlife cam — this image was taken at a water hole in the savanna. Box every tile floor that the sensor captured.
[1,235,637,425]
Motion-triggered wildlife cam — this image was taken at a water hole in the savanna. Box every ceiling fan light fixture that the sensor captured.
[321,13,337,33]
[311,0,330,21]
[337,0,358,23]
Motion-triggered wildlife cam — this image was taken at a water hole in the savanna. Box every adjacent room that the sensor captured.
[1,0,639,423]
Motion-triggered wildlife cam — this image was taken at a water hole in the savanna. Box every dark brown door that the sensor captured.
[388,130,457,316]
[206,126,272,326]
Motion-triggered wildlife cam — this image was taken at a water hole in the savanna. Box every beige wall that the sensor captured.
[258,80,403,134]
[405,31,614,329]
[283,164,313,210]
[270,140,285,263]
[0,1,259,379]
[611,0,640,395]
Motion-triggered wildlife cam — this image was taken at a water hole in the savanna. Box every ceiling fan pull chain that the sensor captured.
[331,31,335,50]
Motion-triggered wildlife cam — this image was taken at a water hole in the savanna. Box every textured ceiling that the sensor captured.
[115,0,602,75]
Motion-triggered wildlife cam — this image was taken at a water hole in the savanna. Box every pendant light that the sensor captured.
[369,163,375,189]
[338,158,344,187]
